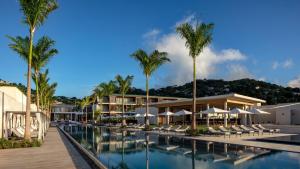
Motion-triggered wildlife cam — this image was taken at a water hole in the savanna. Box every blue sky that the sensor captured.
[0,0,300,98]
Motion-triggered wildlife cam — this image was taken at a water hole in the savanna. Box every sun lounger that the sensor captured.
[162,125,173,131]
[219,126,242,137]
[231,125,254,136]
[137,124,145,129]
[240,125,256,136]
[208,127,230,138]
[250,125,264,135]
[257,124,279,133]
[168,125,182,132]
[174,126,190,132]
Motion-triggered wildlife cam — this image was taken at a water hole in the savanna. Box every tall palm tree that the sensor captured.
[8,36,58,116]
[32,36,58,115]
[80,96,91,123]
[16,0,58,139]
[93,85,105,121]
[100,81,116,116]
[131,49,170,128]
[176,22,214,130]
[115,75,134,126]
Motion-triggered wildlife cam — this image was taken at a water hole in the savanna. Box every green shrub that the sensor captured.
[0,138,41,149]
[185,125,208,136]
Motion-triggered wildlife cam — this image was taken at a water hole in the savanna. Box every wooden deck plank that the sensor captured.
[0,127,91,169]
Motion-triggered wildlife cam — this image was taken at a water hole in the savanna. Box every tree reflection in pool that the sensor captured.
[62,125,300,169]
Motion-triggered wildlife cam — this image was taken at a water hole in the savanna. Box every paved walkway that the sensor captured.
[0,127,91,169]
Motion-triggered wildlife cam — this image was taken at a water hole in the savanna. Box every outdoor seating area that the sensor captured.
[207,124,279,138]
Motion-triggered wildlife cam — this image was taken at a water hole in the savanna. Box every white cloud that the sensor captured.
[174,14,196,27]
[272,58,293,70]
[288,76,300,88]
[227,64,254,80]
[283,58,293,68]
[272,61,279,70]
[143,29,160,39]
[153,32,246,85]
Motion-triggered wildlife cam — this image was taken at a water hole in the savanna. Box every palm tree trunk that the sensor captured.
[145,75,150,127]
[192,57,197,130]
[85,106,88,123]
[122,93,126,126]
[92,102,95,123]
[24,29,34,140]
[35,70,40,114]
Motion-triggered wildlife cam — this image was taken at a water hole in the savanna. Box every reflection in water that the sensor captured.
[62,125,300,169]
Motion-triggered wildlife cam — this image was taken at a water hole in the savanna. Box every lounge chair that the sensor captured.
[231,125,254,136]
[162,125,173,132]
[257,124,279,133]
[208,127,230,138]
[137,124,145,129]
[219,126,242,137]
[240,125,256,136]
[250,125,264,135]
[174,126,190,133]
[168,125,182,132]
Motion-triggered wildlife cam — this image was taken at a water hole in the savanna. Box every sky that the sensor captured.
[0,0,300,98]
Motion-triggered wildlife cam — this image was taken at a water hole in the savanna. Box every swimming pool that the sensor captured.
[62,125,300,169]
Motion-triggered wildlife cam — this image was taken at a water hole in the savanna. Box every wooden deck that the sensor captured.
[0,127,91,169]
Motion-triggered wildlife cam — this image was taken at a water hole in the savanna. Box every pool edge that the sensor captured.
[57,126,107,169]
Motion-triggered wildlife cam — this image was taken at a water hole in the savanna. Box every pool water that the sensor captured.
[62,125,300,169]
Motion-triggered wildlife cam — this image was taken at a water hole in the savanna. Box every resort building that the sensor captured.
[94,94,181,116]
[51,102,83,122]
[257,102,300,125]
[149,93,266,125]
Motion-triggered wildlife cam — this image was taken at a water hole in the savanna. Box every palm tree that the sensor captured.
[100,81,116,116]
[32,36,58,115]
[80,96,91,123]
[8,36,58,117]
[131,49,170,128]
[93,85,105,121]
[115,75,134,126]
[176,22,214,130]
[15,0,58,140]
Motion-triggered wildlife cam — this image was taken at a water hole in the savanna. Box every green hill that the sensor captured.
[129,78,300,105]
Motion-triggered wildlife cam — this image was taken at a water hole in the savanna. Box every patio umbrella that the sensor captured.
[159,111,174,125]
[201,108,229,127]
[173,110,192,125]
[229,108,253,125]
[249,108,270,123]
[134,113,155,117]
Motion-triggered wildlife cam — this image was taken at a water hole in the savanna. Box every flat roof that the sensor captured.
[150,93,266,107]
[260,102,300,110]
[110,94,184,99]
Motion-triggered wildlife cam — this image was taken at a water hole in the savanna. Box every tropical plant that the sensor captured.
[100,81,116,116]
[12,0,58,140]
[115,75,134,126]
[93,85,105,121]
[33,69,57,118]
[32,36,58,114]
[131,49,170,128]
[176,22,214,130]
[7,36,58,115]
[80,96,91,123]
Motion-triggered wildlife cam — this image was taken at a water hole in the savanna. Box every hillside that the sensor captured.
[2,78,300,105]
[129,78,300,105]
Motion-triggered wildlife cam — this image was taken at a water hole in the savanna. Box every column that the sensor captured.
[206,104,210,127]
[165,107,170,125]
[224,101,228,127]
[243,106,247,125]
